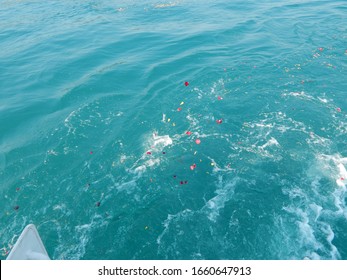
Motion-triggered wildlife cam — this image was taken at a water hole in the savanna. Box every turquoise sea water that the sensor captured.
[1,0,346,260]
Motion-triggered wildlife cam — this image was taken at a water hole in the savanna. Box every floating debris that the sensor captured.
[184,81,189,86]
[146,151,152,155]
[216,119,223,124]
[13,205,19,211]
[337,107,341,112]
[186,131,192,135]
[190,163,197,170]
[195,139,201,145]
[177,107,182,111]
[96,202,101,207]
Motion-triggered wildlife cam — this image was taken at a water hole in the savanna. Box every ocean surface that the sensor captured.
[1,0,346,260]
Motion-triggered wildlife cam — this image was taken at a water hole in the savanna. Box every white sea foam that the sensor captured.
[321,223,341,259]
[207,156,233,173]
[192,87,204,99]
[64,109,78,135]
[114,179,137,193]
[282,91,315,102]
[56,214,106,259]
[186,114,200,127]
[282,204,325,259]
[157,209,193,256]
[202,176,238,222]
[52,204,66,211]
[152,134,173,148]
[133,165,146,175]
[336,163,347,188]
[318,97,328,103]
[309,203,323,222]
[306,132,331,147]
[289,91,305,97]
[315,154,347,189]
[130,133,173,176]
[260,137,280,149]
[119,154,127,163]
[154,2,179,9]
[281,151,347,259]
